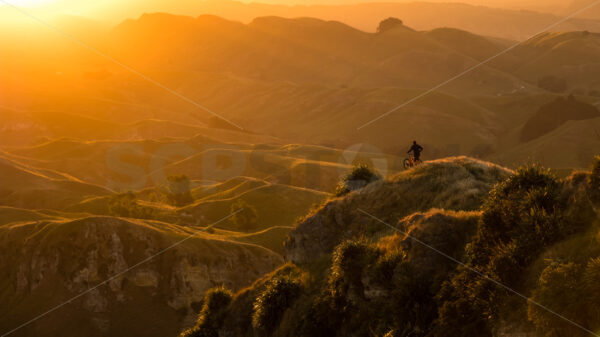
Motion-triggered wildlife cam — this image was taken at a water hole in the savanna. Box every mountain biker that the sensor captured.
[407,141,424,162]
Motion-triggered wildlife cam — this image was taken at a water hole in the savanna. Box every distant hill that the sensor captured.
[0,155,110,209]
[156,0,600,40]
[521,95,600,141]
[4,14,600,167]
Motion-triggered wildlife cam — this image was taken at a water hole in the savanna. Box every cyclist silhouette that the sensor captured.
[407,141,424,161]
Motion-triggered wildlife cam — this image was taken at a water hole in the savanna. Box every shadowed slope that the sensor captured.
[0,216,282,337]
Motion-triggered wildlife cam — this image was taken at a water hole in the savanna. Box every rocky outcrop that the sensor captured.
[0,216,282,337]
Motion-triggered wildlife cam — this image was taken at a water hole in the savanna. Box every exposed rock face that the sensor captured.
[285,157,511,263]
[0,216,282,337]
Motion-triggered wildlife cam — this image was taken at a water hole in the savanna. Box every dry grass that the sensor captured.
[285,157,511,263]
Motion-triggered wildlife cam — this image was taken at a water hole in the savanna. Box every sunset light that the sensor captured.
[1,0,54,7]
[1,1,600,337]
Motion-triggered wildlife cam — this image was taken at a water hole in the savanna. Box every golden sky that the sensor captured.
[0,0,575,25]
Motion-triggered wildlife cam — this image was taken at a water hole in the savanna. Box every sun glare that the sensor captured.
[2,0,54,7]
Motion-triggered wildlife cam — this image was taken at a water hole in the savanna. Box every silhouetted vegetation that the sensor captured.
[335,164,381,196]
[590,155,600,204]
[178,157,600,337]
[521,95,600,142]
[108,192,155,219]
[180,287,232,337]
[436,164,596,336]
[377,17,404,33]
[252,278,302,334]
[166,175,194,206]
[230,199,259,231]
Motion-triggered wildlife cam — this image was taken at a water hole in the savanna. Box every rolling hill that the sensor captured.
[2,9,600,337]
[5,13,600,168]
[0,155,111,210]
[136,0,600,40]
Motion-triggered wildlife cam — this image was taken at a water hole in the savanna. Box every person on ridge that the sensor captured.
[407,140,424,162]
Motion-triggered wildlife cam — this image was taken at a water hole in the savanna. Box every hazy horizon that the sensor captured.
[0,0,587,26]
[1,0,600,337]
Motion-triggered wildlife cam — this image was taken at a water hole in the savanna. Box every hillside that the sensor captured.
[3,7,600,337]
[520,94,600,141]
[177,156,600,337]
[0,216,283,337]
[153,0,600,40]
[0,156,111,210]
[6,14,600,167]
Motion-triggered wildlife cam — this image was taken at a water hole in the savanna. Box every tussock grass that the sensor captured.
[285,157,511,263]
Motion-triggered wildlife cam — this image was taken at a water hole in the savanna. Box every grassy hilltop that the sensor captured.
[179,156,600,337]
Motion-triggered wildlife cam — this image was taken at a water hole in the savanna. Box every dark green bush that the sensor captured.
[471,165,563,268]
[368,249,405,286]
[583,257,600,314]
[529,261,587,337]
[230,199,259,231]
[166,175,194,206]
[335,164,381,196]
[436,165,572,336]
[252,278,302,334]
[589,156,600,204]
[180,286,232,337]
[377,17,404,33]
[329,241,378,295]
[299,291,346,337]
[300,241,384,337]
[108,192,155,219]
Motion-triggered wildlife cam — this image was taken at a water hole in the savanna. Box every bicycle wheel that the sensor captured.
[403,158,411,169]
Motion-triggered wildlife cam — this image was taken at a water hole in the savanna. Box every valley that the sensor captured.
[1,1,600,336]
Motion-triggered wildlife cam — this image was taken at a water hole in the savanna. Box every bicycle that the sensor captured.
[403,154,422,169]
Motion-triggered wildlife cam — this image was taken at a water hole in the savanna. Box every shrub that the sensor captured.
[377,17,404,33]
[180,286,233,337]
[383,330,400,337]
[528,262,588,337]
[300,241,380,337]
[583,257,600,315]
[230,199,259,231]
[299,292,345,337]
[475,165,565,260]
[369,248,405,286]
[589,156,600,204]
[437,165,572,336]
[527,256,600,337]
[108,192,155,219]
[252,278,302,334]
[329,241,378,294]
[166,175,194,206]
[335,164,381,196]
